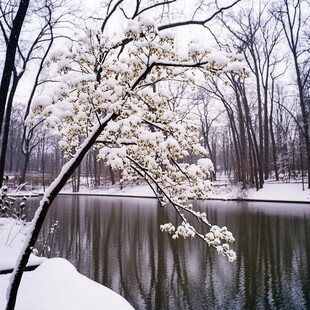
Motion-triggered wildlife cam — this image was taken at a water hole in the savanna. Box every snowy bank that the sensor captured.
[0,218,45,272]
[0,218,134,310]
[55,181,310,203]
[0,258,134,310]
[209,182,310,203]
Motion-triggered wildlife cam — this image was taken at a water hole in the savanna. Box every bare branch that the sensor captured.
[133,0,176,19]
[158,0,241,31]
[101,0,123,32]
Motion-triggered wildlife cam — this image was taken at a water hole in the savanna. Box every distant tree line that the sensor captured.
[192,0,310,190]
[1,0,309,191]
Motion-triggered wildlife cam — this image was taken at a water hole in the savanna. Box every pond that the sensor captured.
[29,196,310,310]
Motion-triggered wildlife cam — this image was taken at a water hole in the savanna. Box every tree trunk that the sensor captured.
[264,90,270,180]
[6,114,117,310]
[269,85,279,181]
[109,167,115,185]
[0,0,30,186]
[242,90,261,190]
[94,150,100,186]
[294,61,310,188]
[20,151,31,185]
[0,75,20,187]
[234,81,248,187]
[0,0,30,133]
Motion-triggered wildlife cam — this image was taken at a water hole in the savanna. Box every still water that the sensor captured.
[29,196,310,310]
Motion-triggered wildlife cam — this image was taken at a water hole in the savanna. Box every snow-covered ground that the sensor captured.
[1,181,309,310]
[210,181,310,202]
[57,180,310,203]
[0,258,134,310]
[0,218,45,272]
[0,218,134,310]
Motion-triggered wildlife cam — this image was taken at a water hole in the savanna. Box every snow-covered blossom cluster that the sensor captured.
[27,17,246,261]
[160,222,195,239]
[205,225,236,262]
[160,220,236,262]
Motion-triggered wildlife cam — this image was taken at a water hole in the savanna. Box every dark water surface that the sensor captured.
[29,196,310,310]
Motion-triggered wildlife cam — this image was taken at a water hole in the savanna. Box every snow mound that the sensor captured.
[0,218,46,271]
[0,258,134,310]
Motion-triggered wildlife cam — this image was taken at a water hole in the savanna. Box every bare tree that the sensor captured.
[0,0,74,186]
[0,0,30,185]
[272,0,310,188]
[19,0,73,185]
[219,2,284,186]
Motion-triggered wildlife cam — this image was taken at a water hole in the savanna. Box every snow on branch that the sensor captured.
[26,18,248,262]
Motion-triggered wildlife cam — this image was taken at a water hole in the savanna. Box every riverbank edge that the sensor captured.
[31,191,310,204]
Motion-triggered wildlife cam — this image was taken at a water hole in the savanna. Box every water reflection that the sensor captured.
[29,197,310,310]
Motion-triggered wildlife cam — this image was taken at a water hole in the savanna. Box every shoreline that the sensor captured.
[24,190,310,205]
[8,182,310,205]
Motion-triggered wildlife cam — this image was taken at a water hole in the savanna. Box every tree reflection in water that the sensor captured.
[29,196,310,310]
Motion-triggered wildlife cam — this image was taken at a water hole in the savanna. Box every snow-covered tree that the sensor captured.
[6,1,246,308]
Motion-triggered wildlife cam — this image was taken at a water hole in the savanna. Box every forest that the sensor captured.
[1,0,310,192]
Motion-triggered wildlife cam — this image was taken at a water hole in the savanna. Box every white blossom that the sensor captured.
[28,18,247,262]
[160,223,175,234]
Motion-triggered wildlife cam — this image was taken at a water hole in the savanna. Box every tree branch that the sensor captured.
[158,0,241,31]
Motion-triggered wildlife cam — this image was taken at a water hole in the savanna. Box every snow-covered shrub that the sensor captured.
[35,220,59,258]
[0,186,12,218]
[0,187,28,221]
